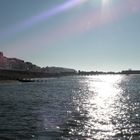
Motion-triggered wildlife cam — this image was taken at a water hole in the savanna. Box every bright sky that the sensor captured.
[0,0,140,71]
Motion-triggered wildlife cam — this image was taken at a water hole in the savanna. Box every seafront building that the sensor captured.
[0,52,41,72]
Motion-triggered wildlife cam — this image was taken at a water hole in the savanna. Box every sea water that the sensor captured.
[0,75,140,140]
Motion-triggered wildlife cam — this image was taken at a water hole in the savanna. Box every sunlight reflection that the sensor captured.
[84,75,123,139]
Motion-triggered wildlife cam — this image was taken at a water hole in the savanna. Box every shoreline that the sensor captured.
[0,80,20,84]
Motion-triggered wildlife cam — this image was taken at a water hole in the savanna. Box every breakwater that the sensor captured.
[0,69,76,80]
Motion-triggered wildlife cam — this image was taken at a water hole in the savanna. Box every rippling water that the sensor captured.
[0,75,140,140]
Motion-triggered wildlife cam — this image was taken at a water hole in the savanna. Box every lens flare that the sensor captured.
[0,0,88,41]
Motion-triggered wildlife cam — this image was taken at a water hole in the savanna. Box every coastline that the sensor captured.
[0,80,20,84]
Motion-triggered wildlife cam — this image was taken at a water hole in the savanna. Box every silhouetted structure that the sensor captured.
[121,70,140,74]
[78,70,116,75]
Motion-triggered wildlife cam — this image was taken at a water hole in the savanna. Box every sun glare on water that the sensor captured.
[75,75,124,139]
[87,75,123,138]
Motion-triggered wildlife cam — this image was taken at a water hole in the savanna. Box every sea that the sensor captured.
[0,75,140,140]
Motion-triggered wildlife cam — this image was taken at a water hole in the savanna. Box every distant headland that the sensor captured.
[78,69,140,75]
[0,52,140,81]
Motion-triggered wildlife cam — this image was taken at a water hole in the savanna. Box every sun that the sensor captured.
[88,0,110,7]
[102,0,109,5]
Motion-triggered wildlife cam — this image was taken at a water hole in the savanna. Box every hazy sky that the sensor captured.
[0,0,140,71]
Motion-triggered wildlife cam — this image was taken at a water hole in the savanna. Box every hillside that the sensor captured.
[0,52,76,74]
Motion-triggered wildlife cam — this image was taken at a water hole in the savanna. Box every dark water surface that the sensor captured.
[0,75,140,140]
